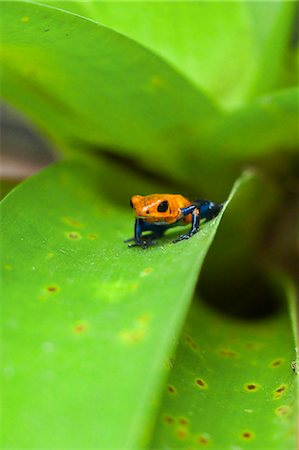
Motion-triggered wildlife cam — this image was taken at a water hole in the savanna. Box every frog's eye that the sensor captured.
[157,200,168,212]
[130,200,134,208]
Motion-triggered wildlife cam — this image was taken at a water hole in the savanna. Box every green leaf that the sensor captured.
[38,0,296,108]
[1,2,298,196]
[246,1,297,98]
[193,86,299,196]
[0,1,217,163]
[150,287,298,449]
[1,159,249,448]
[1,2,297,197]
[201,87,299,159]
[198,86,298,198]
[284,276,299,376]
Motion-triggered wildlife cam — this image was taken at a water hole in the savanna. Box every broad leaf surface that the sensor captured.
[0,1,217,167]
[38,0,296,108]
[1,159,248,448]
[194,87,299,197]
[246,1,297,97]
[1,2,298,197]
[151,287,298,449]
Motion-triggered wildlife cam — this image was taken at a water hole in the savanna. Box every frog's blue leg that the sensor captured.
[124,218,140,243]
[125,218,146,247]
[194,199,224,221]
[125,219,165,248]
[172,200,223,244]
[173,207,200,243]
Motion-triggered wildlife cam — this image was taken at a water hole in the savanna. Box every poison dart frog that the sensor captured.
[125,194,224,249]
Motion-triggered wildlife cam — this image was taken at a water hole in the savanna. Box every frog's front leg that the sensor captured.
[173,206,200,243]
[125,218,145,247]
[125,218,157,249]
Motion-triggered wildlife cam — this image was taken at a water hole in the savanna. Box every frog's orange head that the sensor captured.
[130,194,191,224]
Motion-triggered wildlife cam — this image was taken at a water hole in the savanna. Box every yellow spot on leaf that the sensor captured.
[151,76,163,87]
[270,358,284,368]
[164,357,174,370]
[119,313,151,344]
[177,427,188,440]
[72,321,89,334]
[21,16,29,22]
[195,378,208,390]
[119,328,145,344]
[184,334,198,350]
[88,233,98,240]
[240,430,255,440]
[167,384,176,394]
[137,313,151,324]
[178,417,189,426]
[38,284,60,301]
[46,285,60,294]
[245,383,260,392]
[140,267,153,277]
[195,433,210,445]
[62,217,84,228]
[219,348,236,357]
[274,384,287,399]
[65,231,82,240]
[246,341,264,351]
[163,415,174,424]
[275,405,291,417]
[101,280,139,303]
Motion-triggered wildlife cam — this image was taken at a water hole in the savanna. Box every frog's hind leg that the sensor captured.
[194,199,224,222]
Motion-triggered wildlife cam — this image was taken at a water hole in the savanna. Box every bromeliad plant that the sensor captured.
[1,2,298,449]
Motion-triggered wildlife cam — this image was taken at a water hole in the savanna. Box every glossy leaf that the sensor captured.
[38,0,296,108]
[1,159,249,448]
[0,1,217,165]
[193,86,299,197]
[150,285,298,449]
[246,1,297,97]
[1,2,298,196]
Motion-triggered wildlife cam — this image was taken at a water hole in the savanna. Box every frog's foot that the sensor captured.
[172,230,198,244]
[128,239,156,249]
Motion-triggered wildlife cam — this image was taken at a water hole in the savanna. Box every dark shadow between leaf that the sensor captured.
[198,266,283,321]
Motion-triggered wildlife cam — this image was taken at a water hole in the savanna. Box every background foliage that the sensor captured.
[1,1,298,449]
